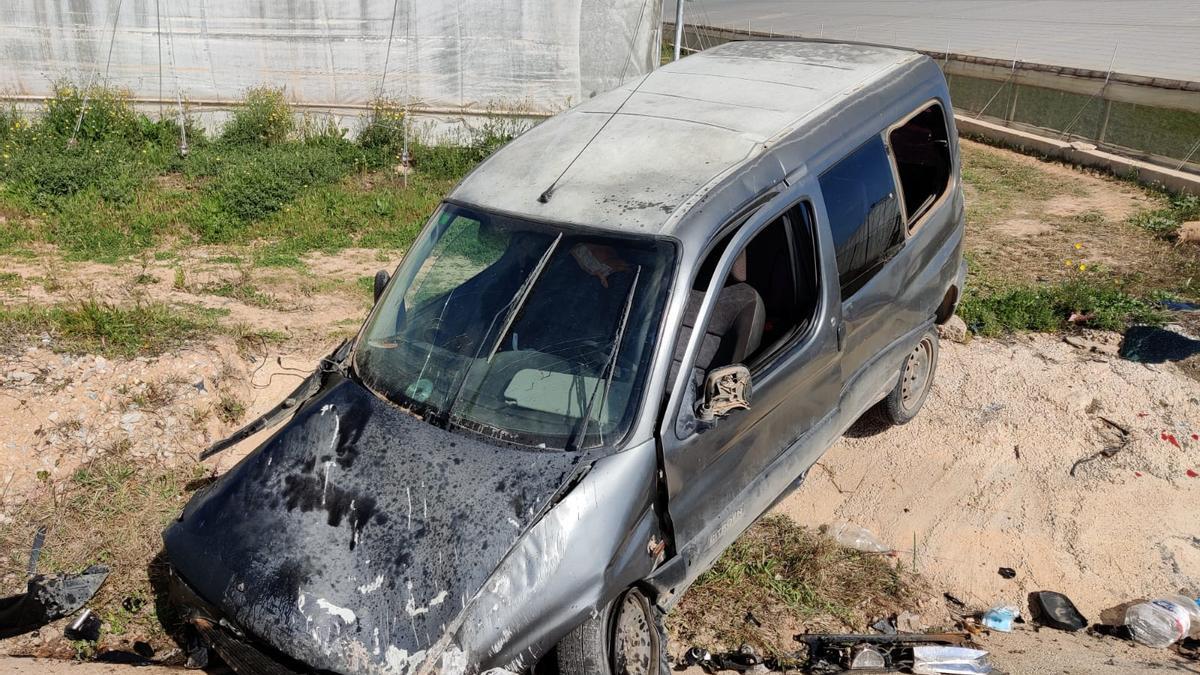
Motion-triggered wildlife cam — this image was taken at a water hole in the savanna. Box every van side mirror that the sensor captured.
[696,364,752,422]
[373,270,391,303]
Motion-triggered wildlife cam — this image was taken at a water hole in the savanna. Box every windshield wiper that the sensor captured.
[486,233,562,363]
[436,233,563,426]
[567,265,641,452]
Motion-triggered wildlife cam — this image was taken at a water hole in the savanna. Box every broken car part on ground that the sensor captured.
[163,40,966,674]
[0,566,109,641]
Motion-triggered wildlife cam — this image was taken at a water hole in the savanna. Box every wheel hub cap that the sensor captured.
[612,594,655,675]
[900,337,933,413]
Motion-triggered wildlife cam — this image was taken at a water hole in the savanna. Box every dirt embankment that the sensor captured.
[781,333,1200,619]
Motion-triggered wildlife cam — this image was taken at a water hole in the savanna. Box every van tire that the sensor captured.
[554,588,669,675]
[881,329,938,425]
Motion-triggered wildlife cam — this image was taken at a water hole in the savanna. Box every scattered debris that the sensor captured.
[911,645,991,674]
[822,522,891,554]
[997,567,1016,580]
[1125,595,1200,648]
[896,610,927,634]
[0,564,110,639]
[1028,591,1088,632]
[796,632,972,674]
[1162,431,1182,449]
[873,617,899,635]
[682,644,770,673]
[64,608,102,642]
[980,605,1019,632]
[944,593,967,608]
[1070,416,1130,476]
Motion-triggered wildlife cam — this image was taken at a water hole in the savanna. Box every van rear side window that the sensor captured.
[890,103,952,226]
[819,135,902,297]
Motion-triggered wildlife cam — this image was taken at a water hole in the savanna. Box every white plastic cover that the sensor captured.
[0,0,661,115]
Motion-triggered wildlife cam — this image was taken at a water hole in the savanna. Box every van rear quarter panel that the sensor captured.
[791,58,963,399]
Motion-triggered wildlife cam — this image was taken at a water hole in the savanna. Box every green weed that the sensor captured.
[671,515,919,659]
[221,87,295,146]
[1129,193,1200,240]
[357,99,408,152]
[41,82,140,143]
[958,275,1167,336]
[0,84,518,262]
[0,300,219,357]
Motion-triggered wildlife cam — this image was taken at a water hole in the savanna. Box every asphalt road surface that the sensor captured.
[665,0,1200,80]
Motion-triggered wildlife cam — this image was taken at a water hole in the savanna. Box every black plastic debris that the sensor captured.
[1028,591,1088,631]
[64,608,102,641]
[683,644,767,673]
[872,616,899,635]
[796,632,972,673]
[998,567,1017,579]
[26,526,46,576]
[0,564,110,639]
[1119,326,1200,364]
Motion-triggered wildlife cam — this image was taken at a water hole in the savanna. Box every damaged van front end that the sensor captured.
[163,371,666,674]
[163,200,676,673]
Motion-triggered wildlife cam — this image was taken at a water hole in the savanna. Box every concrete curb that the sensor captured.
[954,116,1199,195]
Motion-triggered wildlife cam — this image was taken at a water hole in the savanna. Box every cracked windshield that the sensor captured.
[355,203,675,449]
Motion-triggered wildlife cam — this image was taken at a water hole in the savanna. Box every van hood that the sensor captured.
[163,376,583,674]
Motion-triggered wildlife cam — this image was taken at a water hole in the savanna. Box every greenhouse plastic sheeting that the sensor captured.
[0,0,661,114]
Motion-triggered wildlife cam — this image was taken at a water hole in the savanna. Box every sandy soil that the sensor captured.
[776,333,1200,625]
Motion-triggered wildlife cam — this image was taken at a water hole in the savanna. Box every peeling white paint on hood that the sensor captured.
[316,597,357,624]
[358,574,386,594]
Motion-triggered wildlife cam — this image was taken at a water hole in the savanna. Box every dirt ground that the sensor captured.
[959,139,1200,295]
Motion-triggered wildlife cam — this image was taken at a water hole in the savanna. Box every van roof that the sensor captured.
[449,40,925,236]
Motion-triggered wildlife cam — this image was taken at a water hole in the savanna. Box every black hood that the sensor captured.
[164,376,582,674]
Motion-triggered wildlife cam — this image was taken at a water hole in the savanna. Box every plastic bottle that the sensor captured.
[1124,595,1200,648]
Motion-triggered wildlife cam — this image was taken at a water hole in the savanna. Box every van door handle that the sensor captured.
[834,319,845,351]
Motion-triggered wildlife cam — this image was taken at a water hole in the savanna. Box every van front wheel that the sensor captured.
[881,329,938,425]
[554,588,668,675]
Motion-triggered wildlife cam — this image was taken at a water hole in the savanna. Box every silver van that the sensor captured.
[164,40,966,675]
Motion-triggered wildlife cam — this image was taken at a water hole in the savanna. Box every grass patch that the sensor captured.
[1129,192,1200,240]
[0,451,208,647]
[0,271,21,291]
[203,279,276,308]
[670,515,921,659]
[0,87,517,263]
[960,142,1083,225]
[124,377,185,411]
[0,300,219,357]
[216,393,247,425]
[959,274,1168,336]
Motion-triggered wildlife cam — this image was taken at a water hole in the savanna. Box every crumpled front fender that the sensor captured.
[420,438,664,674]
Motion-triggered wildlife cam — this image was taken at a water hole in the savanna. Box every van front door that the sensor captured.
[657,181,842,582]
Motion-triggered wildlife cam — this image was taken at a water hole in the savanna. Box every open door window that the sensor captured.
[888,102,952,230]
[669,202,821,435]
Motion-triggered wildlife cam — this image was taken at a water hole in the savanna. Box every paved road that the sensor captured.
[665,0,1200,81]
